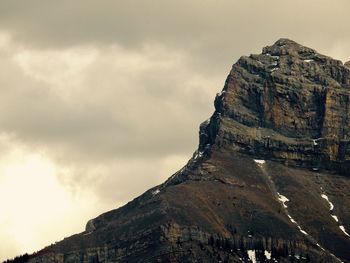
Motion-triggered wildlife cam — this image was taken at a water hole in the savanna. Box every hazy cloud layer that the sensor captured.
[0,0,349,260]
[1,0,350,74]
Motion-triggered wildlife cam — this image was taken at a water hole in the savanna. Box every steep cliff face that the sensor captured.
[200,39,350,173]
[21,39,350,263]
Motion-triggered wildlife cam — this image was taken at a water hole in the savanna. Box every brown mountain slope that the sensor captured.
[20,39,350,263]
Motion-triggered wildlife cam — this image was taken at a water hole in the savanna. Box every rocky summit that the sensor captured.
[17,39,350,263]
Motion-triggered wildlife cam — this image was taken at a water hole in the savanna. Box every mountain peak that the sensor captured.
[273,38,299,45]
[262,38,316,57]
[199,39,350,174]
[18,40,350,263]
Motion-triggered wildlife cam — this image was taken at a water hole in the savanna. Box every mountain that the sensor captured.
[16,39,350,263]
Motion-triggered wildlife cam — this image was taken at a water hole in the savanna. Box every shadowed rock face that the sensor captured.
[19,39,350,263]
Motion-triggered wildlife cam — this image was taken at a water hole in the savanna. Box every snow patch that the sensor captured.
[320,191,350,239]
[266,53,280,60]
[264,250,271,260]
[316,243,325,251]
[287,214,297,224]
[303,59,314,63]
[321,194,334,211]
[217,90,226,97]
[277,193,289,208]
[193,150,204,160]
[204,118,210,125]
[339,226,350,237]
[278,193,309,236]
[331,215,339,222]
[298,227,309,236]
[288,214,309,236]
[152,189,160,196]
[312,138,322,146]
[254,159,265,165]
[247,250,256,263]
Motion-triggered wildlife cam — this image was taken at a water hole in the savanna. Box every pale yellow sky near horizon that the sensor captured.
[0,0,349,260]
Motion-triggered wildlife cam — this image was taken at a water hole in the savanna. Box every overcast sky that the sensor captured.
[0,0,350,260]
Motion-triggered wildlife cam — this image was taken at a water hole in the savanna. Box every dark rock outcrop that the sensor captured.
[13,39,350,263]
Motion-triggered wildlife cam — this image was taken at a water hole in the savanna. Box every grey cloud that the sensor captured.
[1,1,349,72]
[0,39,217,165]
